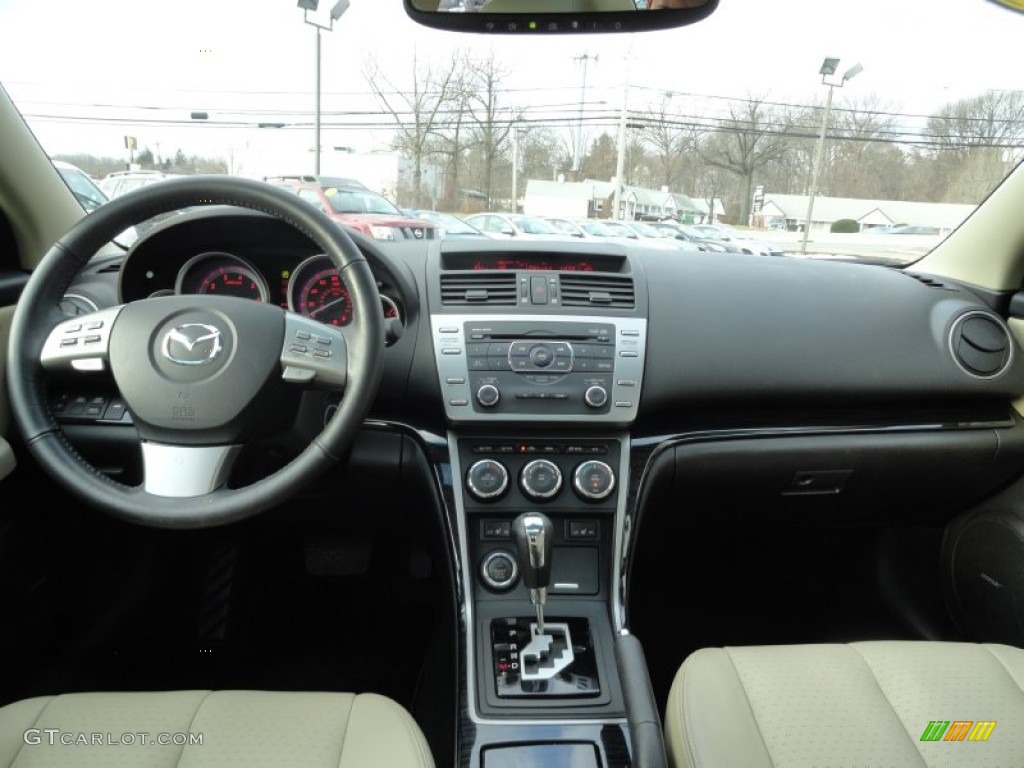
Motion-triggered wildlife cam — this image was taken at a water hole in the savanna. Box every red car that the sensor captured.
[266,175,438,241]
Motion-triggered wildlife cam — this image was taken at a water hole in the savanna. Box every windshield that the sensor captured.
[55,164,108,211]
[325,188,403,215]
[2,0,1022,266]
[511,216,561,235]
[603,222,638,238]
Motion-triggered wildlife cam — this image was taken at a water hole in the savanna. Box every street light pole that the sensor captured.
[800,58,862,254]
[511,122,519,213]
[298,0,349,177]
[315,26,322,175]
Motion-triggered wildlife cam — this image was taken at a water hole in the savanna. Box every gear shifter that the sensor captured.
[512,511,553,633]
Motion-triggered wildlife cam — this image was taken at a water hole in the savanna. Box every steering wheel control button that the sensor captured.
[466,459,510,501]
[573,460,616,501]
[519,459,563,500]
[41,306,123,373]
[584,385,608,409]
[476,384,501,407]
[280,314,347,389]
[481,551,518,591]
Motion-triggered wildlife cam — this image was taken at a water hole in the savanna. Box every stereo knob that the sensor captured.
[573,460,616,501]
[584,385,608,409]
[476,383,500,407]
[519,459,563,500]
[466,459,509,501]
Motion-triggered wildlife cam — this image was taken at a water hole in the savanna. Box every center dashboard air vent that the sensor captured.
[560,274,635,309]
[949,311,1013,379]
[440,273,517,306]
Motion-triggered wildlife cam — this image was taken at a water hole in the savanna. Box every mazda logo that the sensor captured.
[412,228,424,239]
[163,324,223,366]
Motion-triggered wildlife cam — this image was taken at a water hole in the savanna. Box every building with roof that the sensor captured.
[523,177,723,223]
[759,193,976,236]
[522,179,598,218]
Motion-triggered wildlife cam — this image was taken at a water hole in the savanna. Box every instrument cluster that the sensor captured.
[153,250,403,330]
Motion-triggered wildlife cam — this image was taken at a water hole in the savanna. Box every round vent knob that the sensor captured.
[950,311,1013,378]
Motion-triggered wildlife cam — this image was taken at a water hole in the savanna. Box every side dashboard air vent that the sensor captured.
[440,273,517,306]
[907,272,958,291]
[949,311,1013,379]
[560,274,635,309]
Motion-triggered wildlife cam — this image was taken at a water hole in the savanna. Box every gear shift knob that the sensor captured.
[512,512,554,632]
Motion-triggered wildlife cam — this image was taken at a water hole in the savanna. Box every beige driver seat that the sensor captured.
[0,690,433,768]
[666,641,1024,768]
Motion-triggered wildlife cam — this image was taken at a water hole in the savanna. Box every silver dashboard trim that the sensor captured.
[450,429,633,725]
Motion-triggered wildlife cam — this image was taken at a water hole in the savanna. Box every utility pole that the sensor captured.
[612,56,630,221]
[573,53,597,179]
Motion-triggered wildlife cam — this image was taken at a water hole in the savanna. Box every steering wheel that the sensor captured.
[6,176,384,529]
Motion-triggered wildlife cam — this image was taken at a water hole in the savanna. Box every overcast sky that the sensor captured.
[1,0,1022,171]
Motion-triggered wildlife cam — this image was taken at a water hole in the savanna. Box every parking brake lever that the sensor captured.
[512,512,553,634]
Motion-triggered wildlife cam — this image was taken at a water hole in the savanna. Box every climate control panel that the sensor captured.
[459,438,620,513]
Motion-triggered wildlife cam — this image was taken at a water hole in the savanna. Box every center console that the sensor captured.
[428,242,656,768]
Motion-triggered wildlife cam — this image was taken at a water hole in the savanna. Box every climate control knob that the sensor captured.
[476,383,500,408]
[519,459,563,501]
[573,460,616,501]
[584,385,608,409]
[466,459,509,501]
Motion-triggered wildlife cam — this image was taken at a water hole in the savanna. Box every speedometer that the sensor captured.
[299,268,353,326]
[288,255,353,326]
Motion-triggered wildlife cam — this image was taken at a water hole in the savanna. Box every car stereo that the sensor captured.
[431,315,647,423]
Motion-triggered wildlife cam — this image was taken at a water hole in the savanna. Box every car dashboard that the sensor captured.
[50,204,1024,768]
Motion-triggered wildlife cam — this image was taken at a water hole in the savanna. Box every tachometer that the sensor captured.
[176,252,269,302]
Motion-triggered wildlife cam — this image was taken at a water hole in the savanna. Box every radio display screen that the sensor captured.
[442,252,623,273]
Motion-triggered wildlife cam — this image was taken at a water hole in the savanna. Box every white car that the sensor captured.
[689,224,786,256]
[464,212,575,240]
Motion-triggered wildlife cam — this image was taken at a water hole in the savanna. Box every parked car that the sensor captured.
[616,219,701,251]
[267,175,438,241]
[463,212,574,240]
[405,210,488,239]
[570,217,638,244]
[99,169,186,199]
[689,223,786,256]
[886,224,942,235]
[52,160,108,212]
[646,220,735,252]
[5,2,1024,768]
[544,216,604,239]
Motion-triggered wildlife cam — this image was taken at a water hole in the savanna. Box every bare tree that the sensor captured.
[364,50,462,208]
[699,96,794,224]
[465,53,516,208]
[925,90,1024,202]
[637,95,692,190]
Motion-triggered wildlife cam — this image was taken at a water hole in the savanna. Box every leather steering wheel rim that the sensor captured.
[6,176,384,529]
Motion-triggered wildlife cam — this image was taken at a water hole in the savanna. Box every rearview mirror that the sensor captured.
[404,0,716,34]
